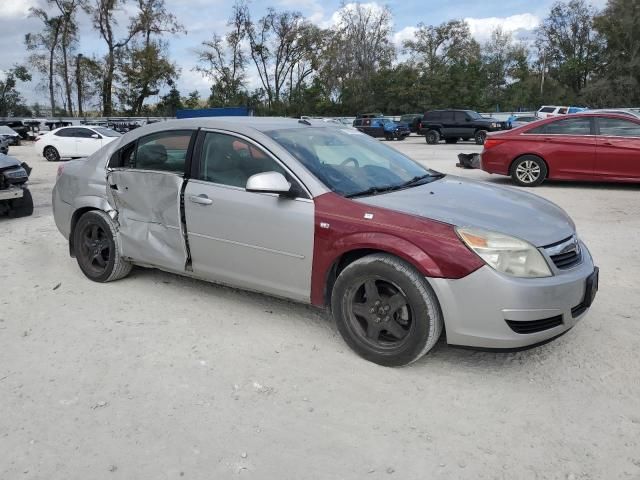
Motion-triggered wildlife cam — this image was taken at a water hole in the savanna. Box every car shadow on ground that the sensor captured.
[126,264,571,372]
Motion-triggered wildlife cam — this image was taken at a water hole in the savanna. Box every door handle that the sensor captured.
[189,194,213,205]
[602,141,613,146]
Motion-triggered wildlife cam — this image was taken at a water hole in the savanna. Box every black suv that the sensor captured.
[418,110,505,145]
[399,114,423,133]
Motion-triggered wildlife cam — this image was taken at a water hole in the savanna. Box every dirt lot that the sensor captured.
[1,138,639,479]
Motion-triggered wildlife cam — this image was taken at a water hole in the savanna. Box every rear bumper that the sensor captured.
[52,184,73,239]
[427,241,596,349]
[479,150,510,175]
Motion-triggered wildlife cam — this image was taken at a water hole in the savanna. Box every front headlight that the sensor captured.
[456,227,552,278]
[491,122,499,128]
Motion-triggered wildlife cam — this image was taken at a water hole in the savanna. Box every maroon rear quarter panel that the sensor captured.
[310,192,484,306]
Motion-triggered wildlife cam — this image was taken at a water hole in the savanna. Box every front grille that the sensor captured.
[506,315,563,334]
[550,250,581,269]
[544,236,582,270]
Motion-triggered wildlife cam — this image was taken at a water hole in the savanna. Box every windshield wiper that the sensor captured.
[346,185,400,198]
[346,172,444,199]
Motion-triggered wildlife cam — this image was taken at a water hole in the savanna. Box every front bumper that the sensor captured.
[0,185,24,201]
[428,241,596,349]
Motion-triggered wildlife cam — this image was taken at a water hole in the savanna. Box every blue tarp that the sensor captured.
[176,107,251,119]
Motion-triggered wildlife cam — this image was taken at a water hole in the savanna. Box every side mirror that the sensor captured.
[91,133,100,139]
[246,171,291,195]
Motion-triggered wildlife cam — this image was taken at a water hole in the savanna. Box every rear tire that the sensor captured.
[331,254,443,367]
[510,155,548,187]
[73,210,132,282]
[425,130,440,144]
[44,146,60,162]
[7,188,34,218]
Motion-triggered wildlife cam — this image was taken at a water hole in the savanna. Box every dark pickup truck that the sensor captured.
[418,109,507,145]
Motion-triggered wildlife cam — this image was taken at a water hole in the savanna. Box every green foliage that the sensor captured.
[0,66,33,117]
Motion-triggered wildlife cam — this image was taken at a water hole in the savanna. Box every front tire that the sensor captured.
[511,155,547,187]
[474,130,487,145]
[73,210,132,282]
[331,254,443,367]
[44,146,60,162]
[7,188,34,218]
[425,130,440,144]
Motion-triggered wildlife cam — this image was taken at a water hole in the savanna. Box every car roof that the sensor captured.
[120,117,323,138]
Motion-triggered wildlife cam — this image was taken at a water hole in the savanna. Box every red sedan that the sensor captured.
[480,113,640,186]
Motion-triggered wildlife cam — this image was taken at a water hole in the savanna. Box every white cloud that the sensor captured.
[0,0,39,19]
[323,2,387,28]
[464,13,540,43]
[393,26,417,48]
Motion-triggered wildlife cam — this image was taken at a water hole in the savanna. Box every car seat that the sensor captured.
[203,136,247,188]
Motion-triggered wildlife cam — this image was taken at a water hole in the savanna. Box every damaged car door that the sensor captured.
[106,129,195,272]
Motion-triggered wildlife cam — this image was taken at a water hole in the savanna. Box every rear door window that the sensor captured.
[540,107,556,113]
[454,112,467,122]
[540,118,593,135]
[109,130,193,172]
[598,118,640,137]
[55,128,77,137]
[441,111,454,122]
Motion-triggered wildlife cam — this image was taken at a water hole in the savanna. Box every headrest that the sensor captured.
[137,143,167,169]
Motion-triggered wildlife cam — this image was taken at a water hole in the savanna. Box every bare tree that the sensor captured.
[244,6,319,109]
[52,0,84,116]
[196,1,247,105]
[320,2,394,109]
[91,0,142,115]
[25,9,62,115]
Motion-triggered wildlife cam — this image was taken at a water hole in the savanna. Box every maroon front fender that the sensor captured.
[310,193,484,306]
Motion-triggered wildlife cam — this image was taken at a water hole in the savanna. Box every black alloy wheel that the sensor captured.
[347,277,413,349]
[73,210,132,282]
[78,222,112,277]
[44,146,60,162]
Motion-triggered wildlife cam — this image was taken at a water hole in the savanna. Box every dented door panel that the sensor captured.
[107,170,187,271]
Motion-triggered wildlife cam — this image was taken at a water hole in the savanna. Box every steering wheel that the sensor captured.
[341,157,360,168]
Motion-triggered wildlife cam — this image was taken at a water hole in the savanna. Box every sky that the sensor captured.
[0,0,608,109]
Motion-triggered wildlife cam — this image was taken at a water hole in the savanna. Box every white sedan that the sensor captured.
[35,126,121,161]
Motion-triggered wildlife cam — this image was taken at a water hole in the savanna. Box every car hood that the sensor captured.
[0,153,22,170]
[355,176,575,247]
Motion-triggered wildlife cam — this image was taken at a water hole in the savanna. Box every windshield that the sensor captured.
[92,127,121,137]
[265,127,439,197]
[466,111,482,119]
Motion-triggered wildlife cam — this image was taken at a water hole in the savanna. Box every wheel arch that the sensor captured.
[68,196,115,257]
[317,234,445,308]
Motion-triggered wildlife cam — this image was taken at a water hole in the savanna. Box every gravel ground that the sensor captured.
[1,137,639,479]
